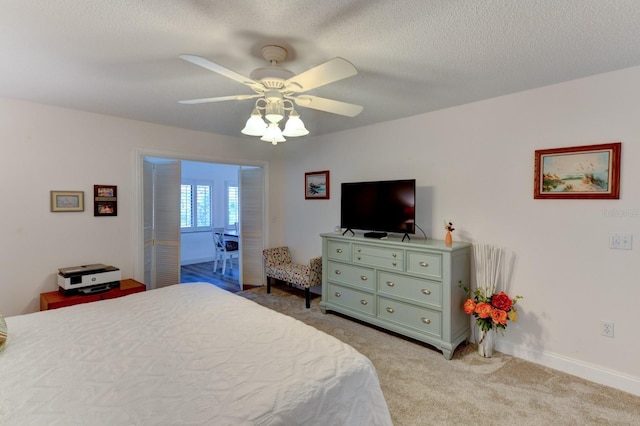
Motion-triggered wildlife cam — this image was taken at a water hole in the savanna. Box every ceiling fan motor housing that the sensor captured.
[250,67,294,89]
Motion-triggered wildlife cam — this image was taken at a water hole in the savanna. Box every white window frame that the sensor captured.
[225,181,239,229]
[181,179,214,232]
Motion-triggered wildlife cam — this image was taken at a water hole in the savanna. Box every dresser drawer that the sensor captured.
[327,240,351,261]
[378,272,442,309]
[328,283,375,316]
[406,251,442,279]
[327,261,375,290]
[353,244,404,271]
[377,297,442,338]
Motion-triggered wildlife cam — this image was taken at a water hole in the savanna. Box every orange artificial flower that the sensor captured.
[475,302,493,319]
[463,299,476,314]
[491,309,507,325]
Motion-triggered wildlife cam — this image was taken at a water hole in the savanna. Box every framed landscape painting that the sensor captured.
[305,170,330,199]
[51,191,84,212]
[534,142,621,199]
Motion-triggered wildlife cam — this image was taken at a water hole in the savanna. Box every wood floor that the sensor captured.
[180,261,248,293]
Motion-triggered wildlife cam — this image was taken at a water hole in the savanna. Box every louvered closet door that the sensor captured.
[148,160,181,289]
[143,159,154,285]
[240,166,264,287]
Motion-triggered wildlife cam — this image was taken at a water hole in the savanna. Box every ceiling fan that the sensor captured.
[179,45,363,144]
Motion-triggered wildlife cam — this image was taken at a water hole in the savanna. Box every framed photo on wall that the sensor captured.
[50,191,84,212]
[534,142,621,199]
[305,170,330,200]
[94,185,118,216]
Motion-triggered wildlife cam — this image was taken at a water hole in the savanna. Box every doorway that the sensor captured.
[134,148,267,291]
[180,161,241,291]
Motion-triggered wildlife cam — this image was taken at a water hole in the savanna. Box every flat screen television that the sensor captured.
[341,179,416,237]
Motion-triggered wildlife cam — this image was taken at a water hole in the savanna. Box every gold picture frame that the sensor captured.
[50,191,85,212]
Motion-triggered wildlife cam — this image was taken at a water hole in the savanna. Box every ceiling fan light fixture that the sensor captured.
[241,108,267,136]
[260,123,286,145]
[282,109,309,137]
[264,101,284,124]
[178,47,363,146]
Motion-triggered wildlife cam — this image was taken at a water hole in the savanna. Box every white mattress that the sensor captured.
[0,283,391,425]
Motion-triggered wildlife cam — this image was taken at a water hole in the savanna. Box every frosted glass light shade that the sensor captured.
[241,109,267,136]
[260,123,286,145]
[282,109,309,137]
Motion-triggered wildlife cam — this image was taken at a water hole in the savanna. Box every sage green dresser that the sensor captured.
[320,233,471,359]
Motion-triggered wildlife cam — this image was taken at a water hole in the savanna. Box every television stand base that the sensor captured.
[364,231,388,239]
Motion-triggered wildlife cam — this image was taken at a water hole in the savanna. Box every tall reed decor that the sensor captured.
[462,244,522,357]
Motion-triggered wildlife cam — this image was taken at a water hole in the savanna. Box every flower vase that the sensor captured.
[445,231,452,246]
[476,326,495,358]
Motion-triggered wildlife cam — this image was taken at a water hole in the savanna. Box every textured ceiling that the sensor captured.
[2,1,640,139]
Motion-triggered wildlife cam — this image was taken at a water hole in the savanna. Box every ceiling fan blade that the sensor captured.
[179,54,259,88]
[294,95,363,117]
[179,94,261,105]
[285,58,358,92]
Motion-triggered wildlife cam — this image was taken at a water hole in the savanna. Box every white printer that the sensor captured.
[58,264,121,295]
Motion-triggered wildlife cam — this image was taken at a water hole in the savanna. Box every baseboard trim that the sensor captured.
[498,341,640,397]
[181,256,215,266]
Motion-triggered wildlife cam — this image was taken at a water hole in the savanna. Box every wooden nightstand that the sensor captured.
[40,279,146,311]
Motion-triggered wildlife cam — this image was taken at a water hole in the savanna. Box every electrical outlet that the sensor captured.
[601,321,614,338]
[610,233,633,250]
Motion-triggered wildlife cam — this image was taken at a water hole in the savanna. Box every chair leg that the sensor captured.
[305,287,310,309]
[267,277,271,294]
[221,254,227,275]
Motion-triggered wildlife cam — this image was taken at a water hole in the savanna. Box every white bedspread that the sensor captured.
[0,283,391,425]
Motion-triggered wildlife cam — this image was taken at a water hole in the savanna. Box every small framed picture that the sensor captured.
[534,142,621,199]
[51,191,84,212]
[94,185,118,216]
[305,170,330,200]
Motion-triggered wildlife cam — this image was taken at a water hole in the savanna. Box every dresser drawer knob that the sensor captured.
[357,248,362,253]
[336,248,343,253]
[421,317,431,324]
[356,256,362,261]
[335,270,342,275]
[419,261,429,267]
[392,253,397,258]
[421,289,431,295]
[360,275,368,281]
[386,307,394,313]
[360,300,368,305]
[392,262,397,267]
[335,292,341,297]
[386,281,395,287]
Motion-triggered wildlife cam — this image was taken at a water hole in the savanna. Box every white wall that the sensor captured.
[0,98,284,316]
[282,66,640,396]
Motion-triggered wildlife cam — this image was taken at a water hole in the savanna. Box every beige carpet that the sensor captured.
[239,286,640,425]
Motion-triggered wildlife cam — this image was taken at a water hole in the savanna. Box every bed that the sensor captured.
[0,283,392,425]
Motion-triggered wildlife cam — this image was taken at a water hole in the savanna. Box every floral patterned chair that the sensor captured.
[262,247,322,308]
